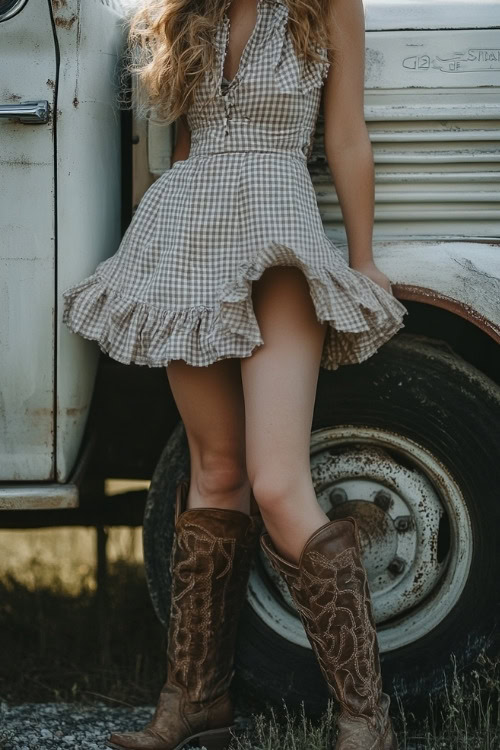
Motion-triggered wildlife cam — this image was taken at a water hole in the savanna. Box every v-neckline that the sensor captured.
[220,0,264,88]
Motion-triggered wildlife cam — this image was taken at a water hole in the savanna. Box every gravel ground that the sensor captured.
[0,701,426,750]
[1,702,177,750]
[0,703,251,750]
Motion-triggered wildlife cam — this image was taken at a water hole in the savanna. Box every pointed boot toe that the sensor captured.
[107,729,161,750]
[107,725,234,750]
[334,719,395,750]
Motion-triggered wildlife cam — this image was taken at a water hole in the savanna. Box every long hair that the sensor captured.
[123,0,337,124]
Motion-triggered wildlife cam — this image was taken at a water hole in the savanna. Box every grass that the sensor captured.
[231,655,500,750]
[0,524,499,748]
[231,701,338,750]
[0,560,165,706]
[0,525,165,705]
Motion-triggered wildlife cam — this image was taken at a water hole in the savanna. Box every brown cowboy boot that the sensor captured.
[260,517,398,750]
[108,480,262,750]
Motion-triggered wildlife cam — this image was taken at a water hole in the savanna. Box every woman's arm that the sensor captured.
[172,114,191,163]
[322,0,393,294]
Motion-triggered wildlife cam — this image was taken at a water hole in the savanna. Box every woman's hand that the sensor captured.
[350,259,394,295]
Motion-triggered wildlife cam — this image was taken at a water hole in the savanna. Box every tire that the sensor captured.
[143,332,500,716]
[142,422,189,628]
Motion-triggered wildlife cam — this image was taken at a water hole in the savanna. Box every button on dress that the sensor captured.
[62,0,408,369]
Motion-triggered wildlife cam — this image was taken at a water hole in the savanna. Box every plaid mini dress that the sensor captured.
[62,0,408,370]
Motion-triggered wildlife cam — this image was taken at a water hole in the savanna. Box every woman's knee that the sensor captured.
[193,450,248,500]
[250,467,307,516]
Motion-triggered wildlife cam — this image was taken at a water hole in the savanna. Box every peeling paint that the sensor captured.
[452,256,500,300]
[365,48,385,84]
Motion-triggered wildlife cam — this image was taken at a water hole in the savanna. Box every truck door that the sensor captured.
[0,0,57,480]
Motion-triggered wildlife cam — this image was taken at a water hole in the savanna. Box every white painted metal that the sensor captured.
[0,0,57,479]
[365,0,500,31]
[335,240,500,339]
[363,30,500,89]
[147,119,175,176]
[54,0,127,481]
[0,484,78,510]
[248,426,473,653]
[111,0,500,29]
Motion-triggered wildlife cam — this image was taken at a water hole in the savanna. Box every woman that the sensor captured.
[63,0,407,746]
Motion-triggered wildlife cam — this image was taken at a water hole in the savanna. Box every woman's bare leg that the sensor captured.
[241,266,330,563]
[166,358,250,514]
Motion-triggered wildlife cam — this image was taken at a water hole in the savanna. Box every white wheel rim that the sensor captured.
[247,425,473,652]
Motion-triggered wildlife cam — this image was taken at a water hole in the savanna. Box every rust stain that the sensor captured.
[26,406,87,417]
[51,0,67,9]
[27,407,52,417]
[329,499,392,544]
[0,495,76,510]
[55,13,77,29]
[65,406,86,417]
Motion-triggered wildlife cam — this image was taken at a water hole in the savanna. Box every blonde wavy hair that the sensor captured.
[123,0,337,124]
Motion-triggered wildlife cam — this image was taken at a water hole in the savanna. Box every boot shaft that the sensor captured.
[166,481,263,703]
[260,518,384,726]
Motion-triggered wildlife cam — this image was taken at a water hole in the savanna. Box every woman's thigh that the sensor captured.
[241,265,327,496]
[166,358,249,510]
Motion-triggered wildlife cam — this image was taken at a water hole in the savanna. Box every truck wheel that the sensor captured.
[143,333,500,715]
[239,333,500,714]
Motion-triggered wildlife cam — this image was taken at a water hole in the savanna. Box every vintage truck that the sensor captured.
[1,0,499,713]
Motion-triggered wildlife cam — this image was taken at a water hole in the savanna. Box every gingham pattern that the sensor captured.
[62,0,408,370]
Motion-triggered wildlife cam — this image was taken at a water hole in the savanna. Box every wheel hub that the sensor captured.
[248,425,473,652]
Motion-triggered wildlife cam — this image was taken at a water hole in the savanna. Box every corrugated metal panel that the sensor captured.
[312,26,500,242]
[311,118,500,240]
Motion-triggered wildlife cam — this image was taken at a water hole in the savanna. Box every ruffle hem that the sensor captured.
[62,242,408,370]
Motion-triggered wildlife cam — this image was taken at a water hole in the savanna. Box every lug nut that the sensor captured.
[395,516,412,533]
[329,487,347,505]
[374,490,392,512]
[387,557,406,577]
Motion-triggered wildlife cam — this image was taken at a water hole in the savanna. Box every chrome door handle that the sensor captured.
[0,100,50,124]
